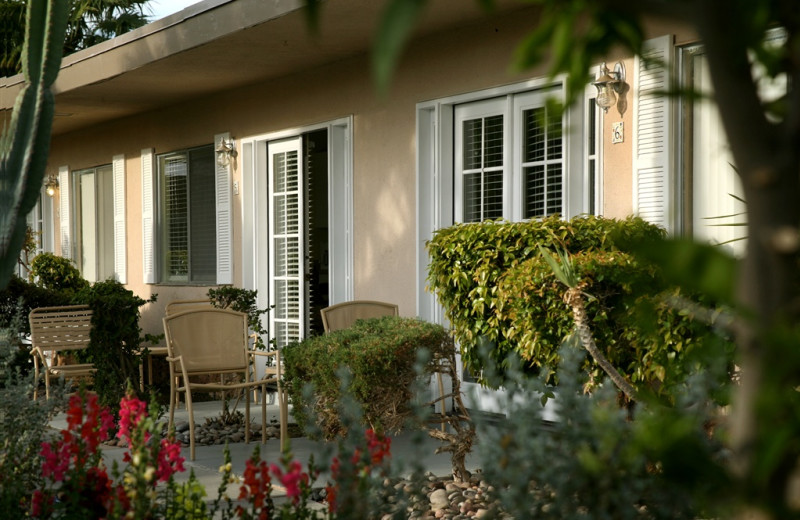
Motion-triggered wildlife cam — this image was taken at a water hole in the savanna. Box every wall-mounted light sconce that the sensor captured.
[215,137,237,167]
[592,61,626,114]
[45,174,59,197]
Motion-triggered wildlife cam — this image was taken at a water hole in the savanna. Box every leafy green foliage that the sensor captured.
[72,280,156,410]
[427,215,729,396]
[0,0,150,78]
[371,0,426,92]
[0,275,71,335]
[630,237,738,307]
[282,316,451,438]
[0,323,66,518]
[207,286,270,349]
[29,252,89,292]
[476,339,725,519]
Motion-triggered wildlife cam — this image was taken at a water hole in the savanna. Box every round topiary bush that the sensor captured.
[30,252,89,292]
[282,316,452,439]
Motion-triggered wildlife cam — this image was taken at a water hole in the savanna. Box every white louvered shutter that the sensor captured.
[633,35,674,232]
[58,165,71,260]
[268,137,304,349]
[141,149,156,284]
[112,154,127,284]
[214,132,233,285]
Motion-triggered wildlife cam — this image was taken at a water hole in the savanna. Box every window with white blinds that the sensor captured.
[521,105,563,218]
[158,145,216,283]
[454,87,565,223]
[460,114,504,222]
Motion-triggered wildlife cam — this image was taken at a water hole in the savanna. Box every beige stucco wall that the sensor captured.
[44,7,697,337]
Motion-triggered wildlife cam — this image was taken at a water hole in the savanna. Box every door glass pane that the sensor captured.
[188,147,216,283]
[304,130,330,336]
[484,115,504,167]
[547,163,563,215]
[524,165,545,218]
[463,119,482,170]
[524,107,545,162]
[79,171,97,281]
[484,170,504,219]
[460,112,504,222]
[522,105,563,218]
[96,165,114,281]
[462,172,482,223]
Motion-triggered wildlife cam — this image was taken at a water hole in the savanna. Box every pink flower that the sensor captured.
[117,394,147,444]
[270,460,307,504]
[31,490,50,517]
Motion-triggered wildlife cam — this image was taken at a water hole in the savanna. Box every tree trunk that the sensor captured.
[564,287,637,401]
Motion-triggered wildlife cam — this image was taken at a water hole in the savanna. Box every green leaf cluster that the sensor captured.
[72,279,156,410]
[207,286,270,349]
[282,315,451,439]
[29,251,89,292]
[427,215,727,396]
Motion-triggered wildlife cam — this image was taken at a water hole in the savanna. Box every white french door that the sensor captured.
[268,137,305,348]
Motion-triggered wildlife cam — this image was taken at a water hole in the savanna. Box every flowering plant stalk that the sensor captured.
[228,446,316,520]
[33,391,116,518]
[111,392,186,519]
[323,428,392,518]
[31,390,187,519]
[30,391,398,519]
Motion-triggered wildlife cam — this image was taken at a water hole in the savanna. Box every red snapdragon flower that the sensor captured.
[238,457,273,516]
[365,428,391,465]
[156,437,186,482]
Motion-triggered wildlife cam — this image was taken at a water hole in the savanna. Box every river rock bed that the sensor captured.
[307,471,510,519]
[170,418,290,446]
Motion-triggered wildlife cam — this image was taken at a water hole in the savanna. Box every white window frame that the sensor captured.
[71,164,115,283]
[241,117,354,342]
[584,81,603,216]
[142,139,232,286]
[60,157,126,284]
[417,76,591,322]
[453,97,510,222]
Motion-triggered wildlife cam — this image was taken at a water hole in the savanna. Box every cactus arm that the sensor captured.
[0,0,68,289]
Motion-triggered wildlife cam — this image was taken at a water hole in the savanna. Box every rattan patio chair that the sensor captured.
[29,305,95,400]
[320,300,399,332]
[162,308,287,459]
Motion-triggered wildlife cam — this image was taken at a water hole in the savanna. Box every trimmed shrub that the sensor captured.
[29,252,89,292]
[427,215,722,396]
[282,316,452,439]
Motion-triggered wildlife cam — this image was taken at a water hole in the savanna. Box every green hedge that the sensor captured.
[427,215,715,395]
[73,280,156,409]
[282,316,451,439]
[0,259,155,409]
